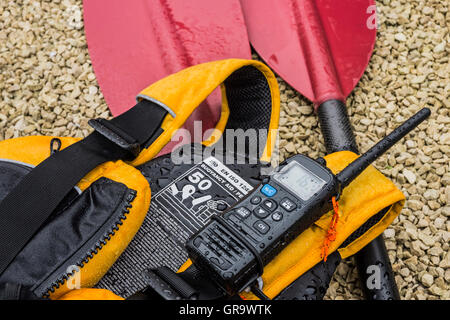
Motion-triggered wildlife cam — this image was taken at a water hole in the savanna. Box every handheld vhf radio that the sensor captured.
[186,108,430,296]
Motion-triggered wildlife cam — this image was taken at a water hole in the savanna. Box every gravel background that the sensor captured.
[0,0,448,299]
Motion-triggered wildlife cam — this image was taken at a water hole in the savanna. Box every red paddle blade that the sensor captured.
[83,0,251,120]
[241,0,376,105]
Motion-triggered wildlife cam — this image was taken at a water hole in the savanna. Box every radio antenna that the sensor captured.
[337,108,430,189]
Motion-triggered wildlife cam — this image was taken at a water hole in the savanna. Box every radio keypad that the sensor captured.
[237,186,303,228]
[229,184,304,240]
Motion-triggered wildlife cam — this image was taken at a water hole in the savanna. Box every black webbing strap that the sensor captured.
[0,99,169,275]
[133,265,227,300]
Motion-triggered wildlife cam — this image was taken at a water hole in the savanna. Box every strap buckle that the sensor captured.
[88,118,141,160]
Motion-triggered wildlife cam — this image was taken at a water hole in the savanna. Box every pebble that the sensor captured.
[433,217,445,229]
[440,253,450,269]
[403,168,416,184]
[420,273,434,287]
[394,33,407,42]
[418,233,436,247]
[433,41,446,53]
[299,105,313,115]
[399,268,410,277]
[424,189,440,201]
[284,142,296,153]
[384,228,396,238]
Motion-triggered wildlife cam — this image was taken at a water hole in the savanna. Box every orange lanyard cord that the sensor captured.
[321,196,340,262]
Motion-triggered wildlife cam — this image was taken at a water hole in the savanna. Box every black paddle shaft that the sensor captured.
[317,99,400,300]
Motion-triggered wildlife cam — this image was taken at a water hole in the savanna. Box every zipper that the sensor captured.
[37,188,137,298]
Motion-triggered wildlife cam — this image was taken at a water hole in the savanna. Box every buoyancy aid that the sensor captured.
[0,59,404,300]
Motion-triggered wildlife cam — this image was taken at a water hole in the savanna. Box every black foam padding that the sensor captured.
[341,207,390,248]
[0,100,166,277]
[219,66,274,160]
[224,66,272,132]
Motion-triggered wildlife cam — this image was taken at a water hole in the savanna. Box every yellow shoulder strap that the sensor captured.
[133,59,280,165]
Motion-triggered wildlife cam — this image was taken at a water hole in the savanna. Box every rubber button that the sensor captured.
[262,199,277,212]
[236,207,251,219]
[261,184,277,197]
[280,198,297,212]
[272,212,283,221]
[250,196,262,205]
[253,220,270,234]
[253,206,270,218]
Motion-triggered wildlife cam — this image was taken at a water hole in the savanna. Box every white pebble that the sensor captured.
[395,33,407,42]
[403,169,417,184]
[421,273,434,287]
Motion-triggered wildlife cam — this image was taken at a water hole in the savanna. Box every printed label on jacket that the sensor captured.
[150,156,253,241]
